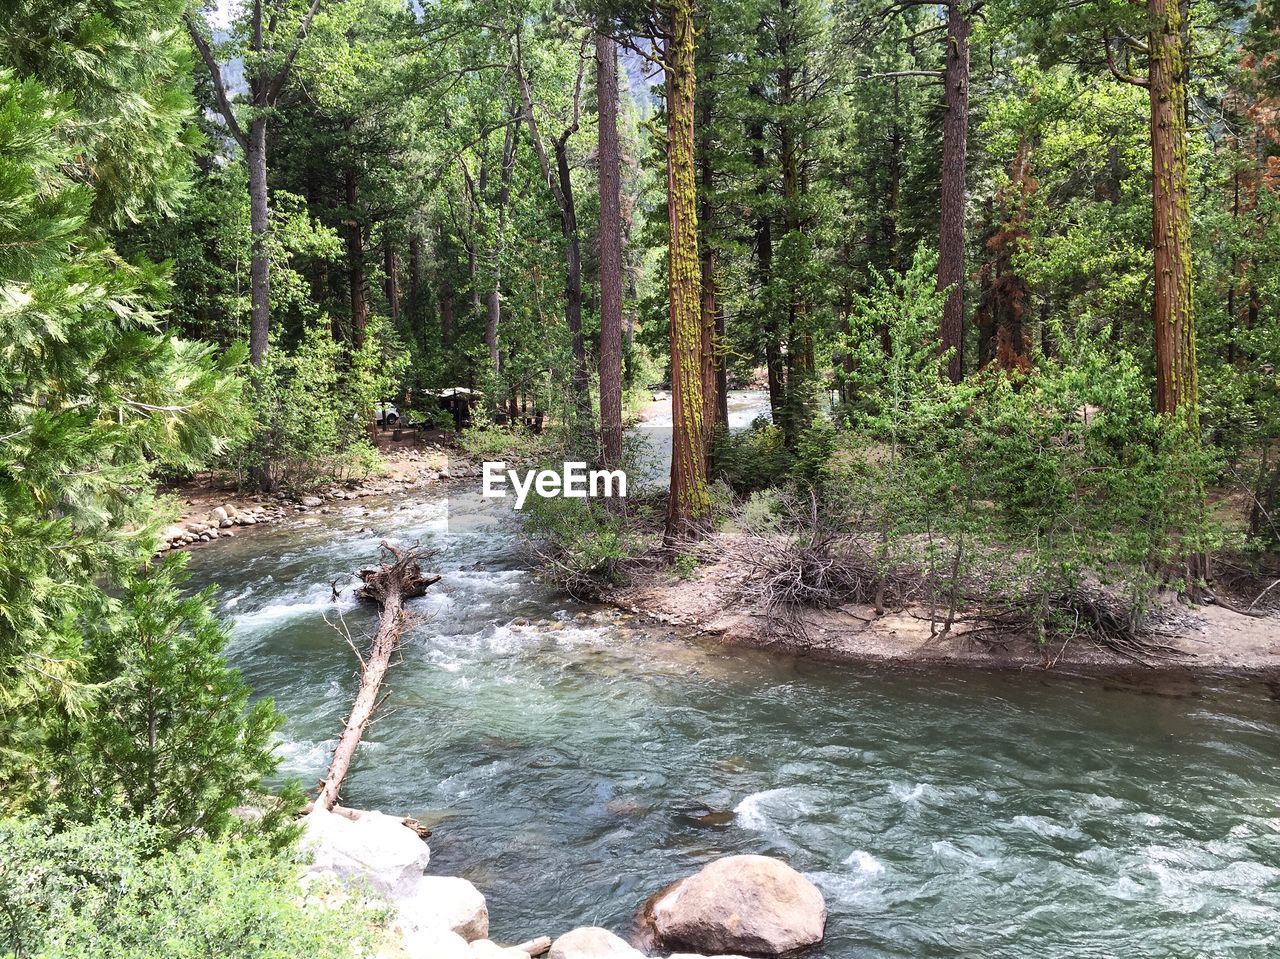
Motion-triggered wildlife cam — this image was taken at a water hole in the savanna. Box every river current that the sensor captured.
[187,413,1280,958]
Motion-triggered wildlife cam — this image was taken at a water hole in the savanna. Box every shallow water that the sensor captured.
[188,489,1280,958]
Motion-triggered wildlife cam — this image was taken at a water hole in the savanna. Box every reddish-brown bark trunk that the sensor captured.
[939,1,971,384]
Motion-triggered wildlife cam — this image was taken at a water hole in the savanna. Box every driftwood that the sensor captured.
[316,542,439,811]
[514,936,552,956]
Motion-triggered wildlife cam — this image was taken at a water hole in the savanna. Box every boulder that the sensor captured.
[469,940,530,959]
[667,955,752,959]
[301,807,430,897]
[397,875,489,942]
[397,926,473,959]
[210,506,229,523]
[548,928,643,959]
[301,495,324,507]
[643,856,825,957]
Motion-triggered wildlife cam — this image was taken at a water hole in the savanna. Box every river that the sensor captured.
[186,430,1280,958]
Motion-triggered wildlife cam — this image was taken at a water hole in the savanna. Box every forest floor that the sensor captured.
[605,533,1280,679]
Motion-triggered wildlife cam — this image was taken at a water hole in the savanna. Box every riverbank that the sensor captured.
[155,438,458,555]
[604,532,1280,679]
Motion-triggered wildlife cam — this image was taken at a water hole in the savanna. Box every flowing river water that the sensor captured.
[186,405,1280,959]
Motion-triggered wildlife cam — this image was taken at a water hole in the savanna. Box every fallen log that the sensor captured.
[514,936,552,956]
[316,542,439,811]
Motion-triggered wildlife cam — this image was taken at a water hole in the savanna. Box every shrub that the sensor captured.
[0,817,381,959]
[45,555,291,841]
[236,316,407,493]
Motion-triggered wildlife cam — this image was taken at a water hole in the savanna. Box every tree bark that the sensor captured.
[938,1,971,384]
[246,116,271,366]
[384,241,400,326]
[316,545,439,812]
[1148,0,1197,418]
[185,0,326,365]
[409,233,422,328]
[665,0,711,541]
[486,110,519,376]
[698,62,722,445]
[597,33,625,469]
[514,37,591,421]
[749,87,783,423]
[345,167,368,350]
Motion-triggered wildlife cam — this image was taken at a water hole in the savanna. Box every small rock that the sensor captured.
[210,506,229,523]
[220,519,233,528]
[301,495,323,508]
[548,928,643,959]
[224,503,240,517]
[241,516,257,526]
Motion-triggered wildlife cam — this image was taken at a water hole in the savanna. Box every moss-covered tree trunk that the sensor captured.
[665,0,711,541]
[697,60,722,454]
[1149,0,1197,419]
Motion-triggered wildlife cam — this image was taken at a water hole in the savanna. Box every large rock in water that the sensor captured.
[644,855,826,956]
[548,927,645,959]
[397,875,490,941]
[301,807,430,897]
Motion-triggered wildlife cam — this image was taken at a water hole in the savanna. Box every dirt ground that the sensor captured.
[606,533,1280,679]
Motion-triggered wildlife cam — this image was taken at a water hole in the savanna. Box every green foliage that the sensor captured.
[0,65,247,778]
[47,556,287,840]
[522,495,643,593]
[824,251,1221,630]
[0,817,381,959]
[711,420,791,494]
[238,317,405,492]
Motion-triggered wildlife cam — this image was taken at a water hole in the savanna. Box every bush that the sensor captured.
[45,555,291,841]
[819,245,1220,647]
[711,419,791,494]
[236,316,406,493]
[521,495,644,597]
[0,817,382,959]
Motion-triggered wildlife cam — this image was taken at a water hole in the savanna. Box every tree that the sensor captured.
[0,29,244,800]
[939,0,972,384]
[513,27,593,422]
[665,0,712,538]
[597,32,625,467]
[53,559,284,839]
[186,0,328,366]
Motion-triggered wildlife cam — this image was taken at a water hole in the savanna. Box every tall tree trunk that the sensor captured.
[1148,0,1197,418]
[554,138,591,418]
[597,33,625,469]
[698,63,722,447]
[665,0,710,541]
[749,90,783,422]
[514,40,591,421]
[939,1,971,384]
[345,168,367,351]
[409,233,422,331]
[486,112,519,376]
[384,242,400,326]
[247,116,271,366]
[439,272,455,349]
